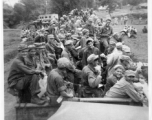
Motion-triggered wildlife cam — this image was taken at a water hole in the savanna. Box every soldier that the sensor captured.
[81,54,103,97]
[99,18,113,53]
[47,57,74,103]
[82,38,100,67]
[7,44,45,105]
[105,70,145,103]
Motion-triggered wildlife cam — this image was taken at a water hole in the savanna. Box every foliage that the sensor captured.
[3,0,147,28]
[127,0,142,6]
[100,0,119,16]
[49,0,82,16]
[122,0,143,6]
[3,2,18,28]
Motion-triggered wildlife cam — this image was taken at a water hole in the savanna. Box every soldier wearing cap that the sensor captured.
[45,35,55,54]
[103,64,124,95]
[82,38,100,67]
[122,45,131,57]
[47,57,74,102]
[120,55,135,70]
[7,44,45,105]
[61,40,75,65]
[72,35,80,47]
[47,34,61,58]
[80,29,89,48]
[83,18,96,37]
[35,43,52,74]
[116,42,123,52]
[58,28,66,44]
[34,33,47,43]
[99,18,113,53]
[65,33,72,41]
[24,45,37,69]
[105,70,144,103]
[81,54,103,97]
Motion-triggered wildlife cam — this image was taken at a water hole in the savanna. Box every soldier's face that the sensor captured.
[60,68,67,77]
[124,52,131,57]
[106,20,111,26]
[87,42,93,49]
[93,59,99,67]
[28,49,36,57]
[114,68,123,78]
[19,49,28,58]
[125,76,135,82]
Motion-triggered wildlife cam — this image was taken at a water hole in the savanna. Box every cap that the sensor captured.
[48,34,54,39]
[60,17,64,21]
[113,64,125,71]
[122,45,131,53]
[60,25,66,28]
[100,53,106,58]
[86,38,93,45]
[82,29,89,35]
[28,44,36,49]
[87,54,99,64]
[58,34,65,39]
[34,42,46,49]
[106,18,111,22]
[125,70,136,77]
[109,40,116,45]
[64,40,73,46]
[120,55,131,62]
[57,57,70,69]
[66,33,72,37]
[18,44,28,51]
[21,38,28,43]
[116,42,123,49]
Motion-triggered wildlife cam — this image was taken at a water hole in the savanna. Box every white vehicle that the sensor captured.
[38,14,59,23]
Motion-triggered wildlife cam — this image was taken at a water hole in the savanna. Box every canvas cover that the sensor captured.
[48,101,148,120]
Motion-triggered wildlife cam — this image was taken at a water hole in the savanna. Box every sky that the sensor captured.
[3,0,19,7]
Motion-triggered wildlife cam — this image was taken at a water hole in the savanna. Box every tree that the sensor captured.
[49,0,79,16]
[49,0,94,17]
[100,0,118,17]
[3,2,18,28]
[127,0,143,10]
[14,3,26,21]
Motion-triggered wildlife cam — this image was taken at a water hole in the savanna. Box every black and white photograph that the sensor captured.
[3,0,149,120]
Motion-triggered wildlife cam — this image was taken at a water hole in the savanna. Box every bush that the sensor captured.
[131,13,147,19]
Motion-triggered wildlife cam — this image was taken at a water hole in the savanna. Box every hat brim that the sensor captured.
[93,56,99,61]
[126,74,135,77]
[86,40,93,45]
[18,48,28,51]
[36,46,45,49]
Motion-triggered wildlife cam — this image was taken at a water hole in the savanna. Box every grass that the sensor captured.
[3,29,21,120]
[112,25,148,63]
[4,29,21,64]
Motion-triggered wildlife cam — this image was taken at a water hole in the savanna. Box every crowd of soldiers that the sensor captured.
[7,8,148,106]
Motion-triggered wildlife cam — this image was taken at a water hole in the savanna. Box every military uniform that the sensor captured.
[99,25,113,53]
[82,47,100,67]
[81,65,102,97]
[7,55,41,103]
